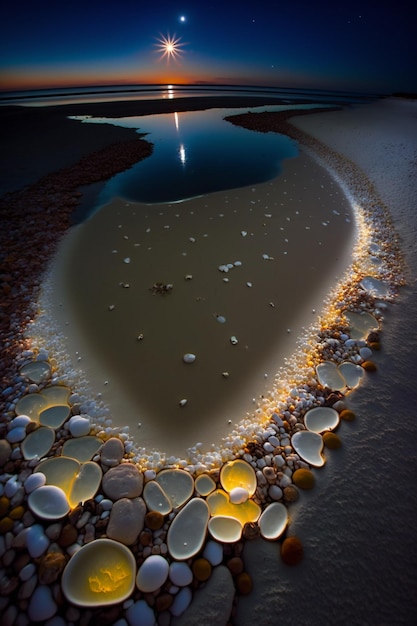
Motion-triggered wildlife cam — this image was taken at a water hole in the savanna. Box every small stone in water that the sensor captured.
[230,336,238,345]
[183,353,196,363]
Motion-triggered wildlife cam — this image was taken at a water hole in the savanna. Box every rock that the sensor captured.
[236,571,253,595]
[28,485,70,520]
[323,432,342,449]
[192,557,212,582]
[58,523,78,548]
[38,551,67,584]
[0,439,12,466]
[24,471,46,493]
[68,416,91,437]
[169,561,193,586]
[362,360,377,371]
[126,600,156,626]
[283,485,299,502]
[183,353,196,363]
[28,585,57,622]
[171,565,234,626]
[101,437,124,467]
[107,497,146,545]
[167,498,209,559]
[340,409,356,421]
[292,468,315,489]
[170,586,193,617]
[136,554,169,592]
[102,463,143,500]
[26,523,50,557]
[280,536,304,565]
[203,540,223,566]
[144,510,164,530]
[226,556,244,576]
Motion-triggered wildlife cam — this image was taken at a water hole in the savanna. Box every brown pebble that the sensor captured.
[292,468,315,489]
[0,517,14,533]
[283,485,299,503]
[145,510,164,531]
[362,360,377,371]
[227,557,244,576]
[58,523,78,547]
[38,551,67,584]
[281,536,304,566]
[155,593,173,612]
[242,522,260,540]
[139,530,153,546]
[340,409,355,421]
[0,495,10,517]
[322,432,342,449]
[236,572,253,595]
[192,558,212,582]
[10,505,25,520]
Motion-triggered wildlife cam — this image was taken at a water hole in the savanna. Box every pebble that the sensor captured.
[24,472,46,493]
[170,586,193,617]
[27,585,57,622]
[102,463,144,500]
[67,415,91,437]
[136,554,169,592]
[169,561,193,587]
[126,600,155,626]
[26,523,50,558]
[100,437,125,467]
[0,439,12,466]
[203,540,223,566]
[107,497,146,545]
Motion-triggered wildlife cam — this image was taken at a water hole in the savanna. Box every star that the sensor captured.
[155,33,185,62]
[179,15,186,23]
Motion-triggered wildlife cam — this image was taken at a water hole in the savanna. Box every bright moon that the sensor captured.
[179,15,186,23]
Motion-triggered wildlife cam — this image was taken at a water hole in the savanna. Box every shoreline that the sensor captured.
[0,97,412,625]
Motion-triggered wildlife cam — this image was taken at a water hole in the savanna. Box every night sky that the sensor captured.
[1,0,416,93]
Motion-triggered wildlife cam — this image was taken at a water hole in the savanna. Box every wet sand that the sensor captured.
[45,150,354,456]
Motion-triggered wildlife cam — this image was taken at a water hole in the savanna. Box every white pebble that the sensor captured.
[269,485,283,501]
[24,472,46,494]
[68,416,90,437]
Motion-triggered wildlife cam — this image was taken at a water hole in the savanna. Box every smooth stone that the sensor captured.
[126,600,155,626]
[102,463,143,500]
[26,523,49,558]
[229,487,249,504]
[6,426,27,443]
[143,480,172,515]
[220,459,256,496]
[360,276,389,297]
[169,561,193,587]
[203,540,224,566]
[21,426,55,460]
[61,539,136,607]
[155,469,194,508]
[206,490,261,525]
[107,497,146,545]
[39,405,70,429]
[170,586,193,617]
[28,485,70,520]
[183,353,196,364]
[136,554,169,592]
[338,361,364,388]
[195,474,216,497]
[28,585,57,622]
[10,415,32,428]
[316,361,346,390]
[100,437,125,466]
[67,461,103,508]
[68,416,91,437]
[0,439,12,466]
[62,436,103,463]
[343,310,379,340]
[291,431,325,467]
[20,360,51,383]
[304,407,339,433]
[208,516,242,543]
[171,565,234,626]
[258,502,288,540]
[167,498,209,560]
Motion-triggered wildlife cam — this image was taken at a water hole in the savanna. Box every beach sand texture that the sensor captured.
[1,97,416,625]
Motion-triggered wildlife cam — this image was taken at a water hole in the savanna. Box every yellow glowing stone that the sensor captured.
[220,459,256,496]
[20,361,51,384]
[62,539,136,606]
[206,489,261,525]
[62,436,103,462]
[39,405,70,429]
[36,456,102,508]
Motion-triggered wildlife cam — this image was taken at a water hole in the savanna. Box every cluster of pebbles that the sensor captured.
[0,109,405,625]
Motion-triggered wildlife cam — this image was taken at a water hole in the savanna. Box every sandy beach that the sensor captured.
[1,95,416,625]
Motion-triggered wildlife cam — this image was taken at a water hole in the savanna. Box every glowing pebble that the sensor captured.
[291,431,325,467]
[316,361,346,390]
[68,461,102,508]
[21,426,55,460]
[220,459,256,496]
[62,539,136,606]
[36,456,79,494]
[62,436,103,463]
[155,469,194,508]
[28,485,70,520]
[167,498,209,560]
[15,394,48,421]
[20,360,51,384]
[208,516,242,543]
[136,554,169,592]
[206,490,261,525]
[195,474,216,497]
[338,361,364,388]
[343,310,379,340]
[258,502,288,540]
[304,407,339,433]
[39,405,70,429]
[143,480,172,515]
